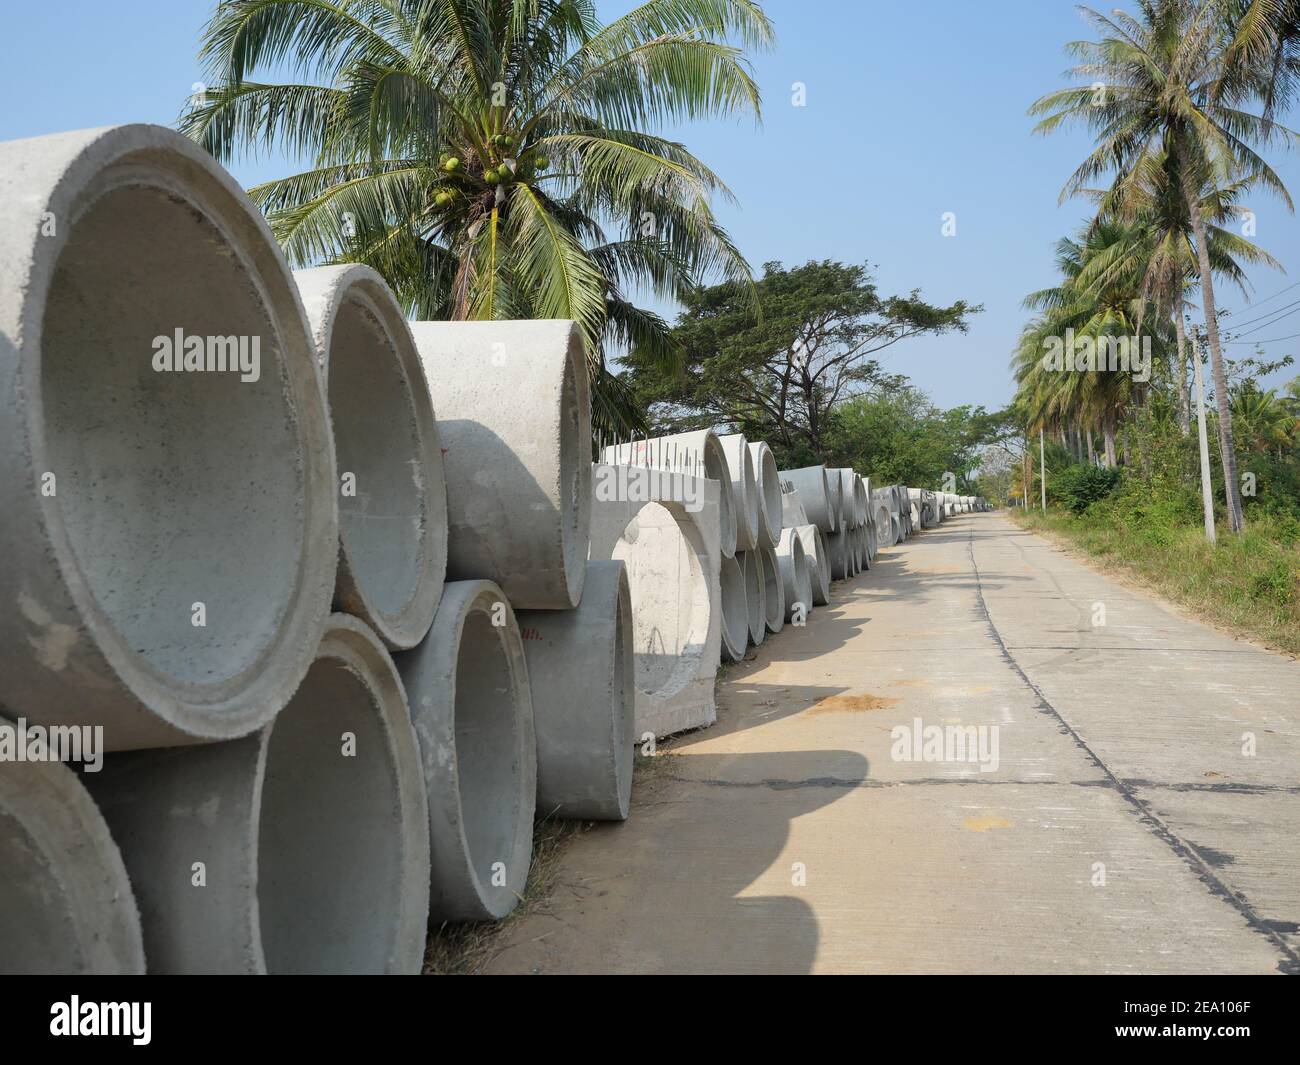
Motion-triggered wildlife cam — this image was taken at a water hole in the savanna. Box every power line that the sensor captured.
[1221,296,1300,332]
[1221,279,1300,318]
[1226,329,1300,345]
[1229,302,1300,338]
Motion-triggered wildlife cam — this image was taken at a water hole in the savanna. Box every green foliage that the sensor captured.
[621,259,979,458]
[825,386,1008,490]
[184,0,776,433]
[1049,463,1120,513]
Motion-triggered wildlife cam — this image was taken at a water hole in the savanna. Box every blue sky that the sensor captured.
[3,0,1298,410]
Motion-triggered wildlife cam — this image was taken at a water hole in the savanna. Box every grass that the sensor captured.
[1012,506,1300,657]
[422,815,591,975]
[421,747,680,974]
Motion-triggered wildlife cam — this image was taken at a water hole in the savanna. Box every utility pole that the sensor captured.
[1190,337,1217,546]
[1039,427,1047,511]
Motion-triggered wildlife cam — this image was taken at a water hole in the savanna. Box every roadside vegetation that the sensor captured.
[623,258,1002,482]
[1004,0,1300,651]
[1014,473,1300,656]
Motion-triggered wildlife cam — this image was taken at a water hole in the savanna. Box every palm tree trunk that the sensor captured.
[1103,417,1116,467]
[1183,180,1246,531]
[1173,310,1190,436]
[1086,427,1096,465]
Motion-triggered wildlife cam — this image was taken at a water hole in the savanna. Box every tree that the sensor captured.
[622,259,978,459]
[1013,221,1167,468]
[1029,0,1297,533]
[1231,379,1297,452]
[183,0,773,431]
[824,388,1009,490]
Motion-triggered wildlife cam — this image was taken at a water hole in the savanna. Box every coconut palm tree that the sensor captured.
[1029,0,1296,532]
[1221,0,1300,121]
[1088,146,1279,431]
[182,0,773,432]
[1231,379,1298,452]
[1016,221,1167,467]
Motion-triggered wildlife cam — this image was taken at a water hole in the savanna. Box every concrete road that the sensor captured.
[485,513,1300,974]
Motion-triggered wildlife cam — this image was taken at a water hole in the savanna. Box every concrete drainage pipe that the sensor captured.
[827,529,850,581]
[517,560,634,822]
[779,466,837,533]
[410,320,590,609]
[719,554,749,662]
[0,757,145,974]
[603,430,737,560]
[397,580,535,922]
[776,529,812,623]
[873,499,896,549]
[719,434,760,552]
[781,487,809,528]
[738,550,765,647]
[592,477,722,740]
[297,265,447,650]
[0,124,338,750]
[833,469,859,531]
[758,540,784,634]
[86,615,431,973]
[749,441,783,549]
[796,524,831,606]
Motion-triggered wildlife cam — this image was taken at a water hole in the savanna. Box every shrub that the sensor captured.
[1049,464,1120,513]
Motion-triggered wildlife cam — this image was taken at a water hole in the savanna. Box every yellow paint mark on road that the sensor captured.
[962,814,1014,833]
[807,693,899,716]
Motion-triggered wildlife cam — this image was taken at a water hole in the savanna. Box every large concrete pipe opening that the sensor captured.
[749,441,783,548]
[873,499,895,548]
[758,541,784,634]
[259,618,429,973]
[0,758,145,974]
[610,501,712,702]
[779,466,836,533]
[85,616,429,972]
[719,434,760,552]
[397,580,535,922]
[776,529,811,623]
[297,266,447,650]
[0,125,337,749]
[738,550,765,647]
[518,560,634,821]
[410,320,590,609]
[719,554,749,662]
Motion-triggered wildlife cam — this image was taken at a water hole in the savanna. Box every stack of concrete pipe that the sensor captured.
[0,123,635,973]
[0,122,976,974]
[923,490,991,519]
[590,440,884,740]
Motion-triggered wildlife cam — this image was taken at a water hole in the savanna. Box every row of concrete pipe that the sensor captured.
[0,124,988,975]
